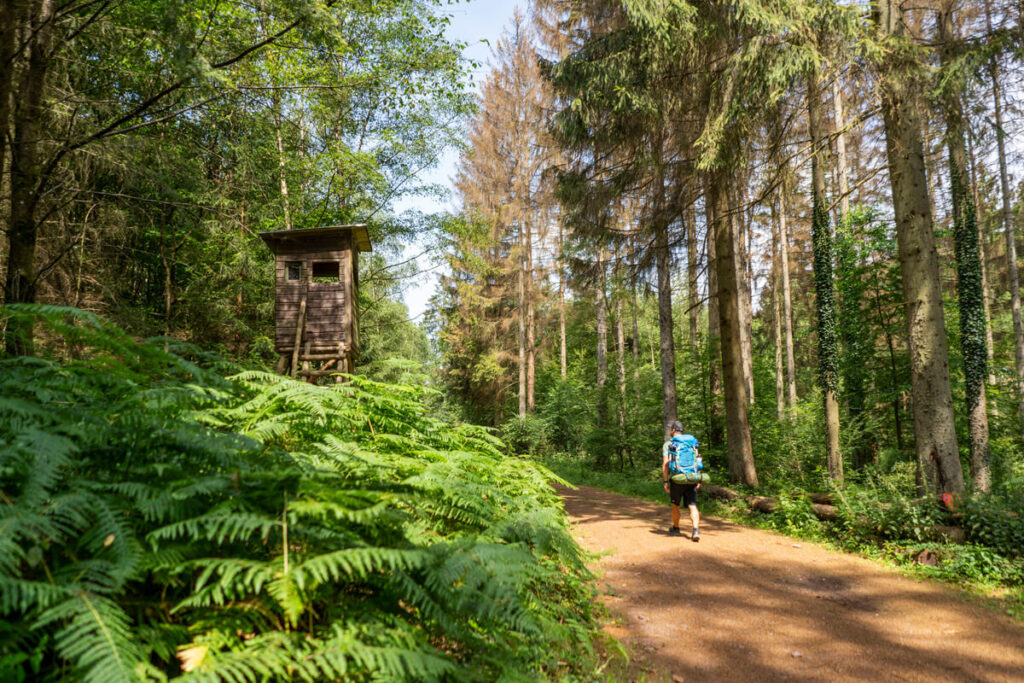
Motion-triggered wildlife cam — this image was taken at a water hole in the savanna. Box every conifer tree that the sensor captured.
[807,66,843,482]
[872,0,964,495]
[938,1,990,490]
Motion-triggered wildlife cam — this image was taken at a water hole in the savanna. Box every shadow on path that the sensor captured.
[560,484,1024,682]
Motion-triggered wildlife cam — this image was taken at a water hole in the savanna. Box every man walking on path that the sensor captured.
[663,420,701,541]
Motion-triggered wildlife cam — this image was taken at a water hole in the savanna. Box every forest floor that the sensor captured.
[559,485,1024,682]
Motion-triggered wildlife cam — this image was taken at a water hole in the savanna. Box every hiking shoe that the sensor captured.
[668,527,681,536]
[691,529,700,542]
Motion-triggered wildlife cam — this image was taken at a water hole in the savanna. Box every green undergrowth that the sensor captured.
[543,452,1024,620]
[0,306,616,682]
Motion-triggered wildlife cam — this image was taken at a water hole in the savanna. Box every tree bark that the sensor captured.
[616,283,628,465]
[772,198,786,422]
[273,93,293,232]
[985,0,1024,426]
[596,248,609,430]
[833,74,851,221]
[939,2,990,491]
[559,218,567,380]
[686,198,700,352]
[705,184,724,446]
[518,218,527,418]
[729,183,755,405]
[964,107,996,387]
[710,173,757,485]
[807,68,843,483]
[874,0,964,496]
[778,185,798,407]
[654,160,678,438]
[4,0,56,355]
[526,213,536,413]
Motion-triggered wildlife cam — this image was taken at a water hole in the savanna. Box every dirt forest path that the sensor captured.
[559,485,1024,682]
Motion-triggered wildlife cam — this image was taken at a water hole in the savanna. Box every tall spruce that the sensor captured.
[872,0,964,495]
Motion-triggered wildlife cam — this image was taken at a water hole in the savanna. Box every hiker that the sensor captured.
[662,420,702,541]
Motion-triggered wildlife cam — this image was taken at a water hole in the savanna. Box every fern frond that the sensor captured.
[36,592,141,683]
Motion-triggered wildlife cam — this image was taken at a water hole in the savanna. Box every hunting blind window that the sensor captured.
[312,261,341,283]
[286,262,301,281]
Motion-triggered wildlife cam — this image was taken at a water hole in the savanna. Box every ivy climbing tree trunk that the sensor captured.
[964,110,996,387]
[939,2,990,491]
[874,0,964,496]
[807,68,842,483]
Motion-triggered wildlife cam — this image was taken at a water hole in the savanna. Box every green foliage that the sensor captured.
[500,415,552,457]
[0,306,604,681]
[837,489,946,544]
[536,374,593,455]
[961,490,1024,558]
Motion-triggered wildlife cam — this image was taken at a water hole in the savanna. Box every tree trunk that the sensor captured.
[874,0,964,496]
[985,0,1024,426]
[772,198,786,422]
[807,68,843,483]
[654,160,678,438]
[779,185,797,407]
[273,93,293,232]
[964,108,996,386]
[833,75,851,221]
[0,0,18,204]
[4,0,56,356]
[616,284,627,464]
[705,184,724,446]
[596,248,608,429]
[710,173,757,485]
[518,219,527,418]
[526,214,536,413]
[686,199,700,352]
[559,219,567,380]
[939,3,990,491]
[729,183,755,405]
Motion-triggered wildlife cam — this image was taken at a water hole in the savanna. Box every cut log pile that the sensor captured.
[702,484,965,543]
[703,484,839,521]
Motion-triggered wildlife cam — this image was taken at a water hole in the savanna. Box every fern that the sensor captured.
[0,306,605,681]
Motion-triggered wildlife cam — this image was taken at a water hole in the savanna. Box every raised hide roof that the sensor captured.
[258,224,372,252]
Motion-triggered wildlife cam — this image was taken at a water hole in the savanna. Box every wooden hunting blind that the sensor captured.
[259,225,371,378]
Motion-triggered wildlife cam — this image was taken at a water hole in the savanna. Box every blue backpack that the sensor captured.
[668,434,705,483]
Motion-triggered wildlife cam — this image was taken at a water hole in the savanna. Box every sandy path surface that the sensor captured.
[559,485,1024,682]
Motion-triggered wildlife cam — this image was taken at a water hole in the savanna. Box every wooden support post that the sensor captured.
[276,353,288,375]
[290,293,307,378]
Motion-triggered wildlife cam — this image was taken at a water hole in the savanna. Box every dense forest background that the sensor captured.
[431,0,1024,500]
[3,0,1024,678]
[2,0,1023,492]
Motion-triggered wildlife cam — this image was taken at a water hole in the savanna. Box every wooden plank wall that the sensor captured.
[273,235,352,353]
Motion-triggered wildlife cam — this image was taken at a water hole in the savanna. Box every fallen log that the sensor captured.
[703,484,741,501]
[811,503,838,521]
[749,496,778,514]
[695,481,963,539]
